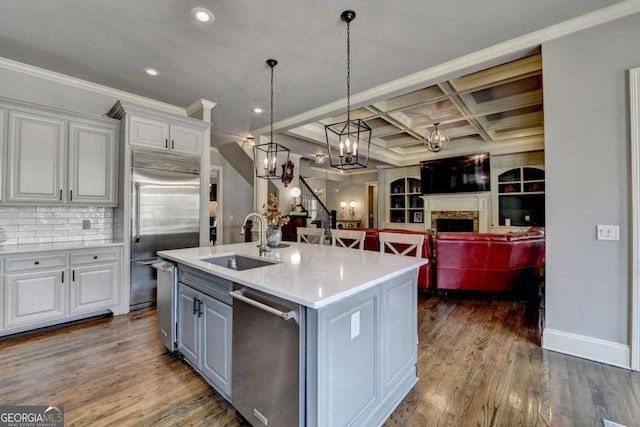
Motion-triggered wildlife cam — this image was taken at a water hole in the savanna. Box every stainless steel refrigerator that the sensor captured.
[130,150,200,310]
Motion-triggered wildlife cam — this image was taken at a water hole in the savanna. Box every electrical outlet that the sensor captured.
[82,219,91,230]
[351,311,360,340]
[596,225,619,241]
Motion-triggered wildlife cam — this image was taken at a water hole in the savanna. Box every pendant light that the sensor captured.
[254,59,290,180]
[424,122,450,153]
[325,10,371,171]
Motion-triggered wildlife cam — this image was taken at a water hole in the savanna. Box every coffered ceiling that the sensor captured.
[284,53,544,167]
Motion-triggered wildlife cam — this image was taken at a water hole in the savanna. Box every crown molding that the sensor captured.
[0,56,187,116]
[252,0,640,136]
[186,98,218,119]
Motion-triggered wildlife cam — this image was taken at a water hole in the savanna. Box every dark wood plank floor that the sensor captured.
[1,294,639,426]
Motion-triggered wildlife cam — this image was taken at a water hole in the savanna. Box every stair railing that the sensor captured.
[299,176,337,240]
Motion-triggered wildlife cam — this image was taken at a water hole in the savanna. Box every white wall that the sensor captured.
[326,171,378,221]
[542,11,640,365]
[210,148,253,244]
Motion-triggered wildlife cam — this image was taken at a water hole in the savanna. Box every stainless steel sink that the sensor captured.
[200,254,278,271]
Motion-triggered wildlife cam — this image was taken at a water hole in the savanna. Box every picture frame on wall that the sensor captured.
[413,211,423,223]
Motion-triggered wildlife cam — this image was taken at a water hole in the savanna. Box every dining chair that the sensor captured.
[331,229,366,250]
[296,227,325,245]
[378,232,424,258]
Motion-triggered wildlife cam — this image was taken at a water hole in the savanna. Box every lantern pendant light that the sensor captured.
[424,122,450,153]
[325,10,371,171]
[253,59,290,180]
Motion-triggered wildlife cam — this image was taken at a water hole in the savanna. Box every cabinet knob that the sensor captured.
[34,260,40,265]
[93,255,98,260]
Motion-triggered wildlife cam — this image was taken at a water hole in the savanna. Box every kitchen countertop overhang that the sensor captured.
[159,242,428,309]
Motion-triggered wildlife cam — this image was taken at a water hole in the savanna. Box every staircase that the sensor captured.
[299,177,337,242]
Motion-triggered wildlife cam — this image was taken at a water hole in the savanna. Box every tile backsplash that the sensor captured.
[0,206,113,245]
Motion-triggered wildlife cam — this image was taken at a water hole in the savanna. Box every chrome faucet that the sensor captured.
[240,212,271,255]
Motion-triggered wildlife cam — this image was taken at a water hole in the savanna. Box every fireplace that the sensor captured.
[436,218,474,232]
[422,194,490,232]
[432,210,479,232]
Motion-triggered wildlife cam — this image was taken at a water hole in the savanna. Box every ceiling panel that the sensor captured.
[287,53,545,166]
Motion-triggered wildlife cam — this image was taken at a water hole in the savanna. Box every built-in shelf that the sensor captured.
[389,177,424,224]
[498,167,545,226]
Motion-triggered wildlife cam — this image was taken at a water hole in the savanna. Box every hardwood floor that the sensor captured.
[1,295,639,426]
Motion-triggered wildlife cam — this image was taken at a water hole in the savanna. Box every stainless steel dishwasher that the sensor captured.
[229,285,305,427]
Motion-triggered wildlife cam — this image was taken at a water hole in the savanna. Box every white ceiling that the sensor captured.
[0,0,631,167]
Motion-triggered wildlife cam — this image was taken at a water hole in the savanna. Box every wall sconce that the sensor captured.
[349,200,356,218]
[340,201,347,218]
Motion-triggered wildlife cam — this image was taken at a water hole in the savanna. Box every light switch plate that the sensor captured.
[596,225,619,241]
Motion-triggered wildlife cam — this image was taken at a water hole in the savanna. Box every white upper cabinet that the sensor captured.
[129,115,203,156]
[1,98,120,206]
[0,109,6,202]
[68,122,118,205]
[170,124,204,155]
[129,115,171,150]
[6,110,67,203]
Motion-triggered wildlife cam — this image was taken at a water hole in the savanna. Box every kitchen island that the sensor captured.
[159,241,427,427]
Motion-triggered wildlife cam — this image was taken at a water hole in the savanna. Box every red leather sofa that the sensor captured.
[435,227,545,292]
[353,228,435,290]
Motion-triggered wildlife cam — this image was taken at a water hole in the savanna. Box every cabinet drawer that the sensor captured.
[69,248,120,266]
[178,265,232,305]
[5,252,67,272]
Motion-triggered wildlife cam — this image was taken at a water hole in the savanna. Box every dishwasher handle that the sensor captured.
[229,289,296,321]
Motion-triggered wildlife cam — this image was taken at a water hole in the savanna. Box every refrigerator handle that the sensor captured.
[134,181,141,243]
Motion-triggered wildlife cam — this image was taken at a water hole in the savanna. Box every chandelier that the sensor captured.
[253,59,290,180]
[424,122,450,153]
[325,10,371,171]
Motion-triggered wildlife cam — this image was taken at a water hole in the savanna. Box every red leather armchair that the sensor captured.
[353,228,435,290]
[435,227,545,292]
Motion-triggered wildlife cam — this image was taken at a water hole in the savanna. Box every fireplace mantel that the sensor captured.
[421,193,491,232]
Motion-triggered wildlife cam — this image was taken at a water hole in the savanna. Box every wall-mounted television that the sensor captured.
[420,153,491,194]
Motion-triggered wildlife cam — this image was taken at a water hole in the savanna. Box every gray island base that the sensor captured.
[159,242,426,427]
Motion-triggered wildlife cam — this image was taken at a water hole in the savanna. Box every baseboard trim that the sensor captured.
[543,328,630,369]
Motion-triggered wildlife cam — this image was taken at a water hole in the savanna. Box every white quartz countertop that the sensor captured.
[0,240,124,254]
[159,242,427,309]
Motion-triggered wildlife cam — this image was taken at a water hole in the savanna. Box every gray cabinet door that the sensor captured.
[4,269,66,328]
[68,122,118,205]
[177,283,199,366]
[0,109,5,202]
[169,124,203,156]
[129,115,169,150]
[200,293,232,397]
[7,111,66,203]
[69,263,118,315]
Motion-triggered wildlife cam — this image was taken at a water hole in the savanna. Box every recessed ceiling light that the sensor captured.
[253,107,263,114]
[144,67,160,77]
[191,7,214,23]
